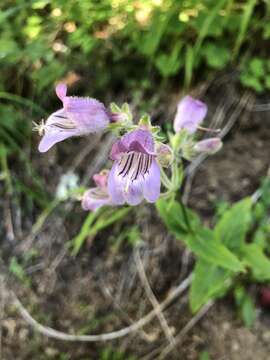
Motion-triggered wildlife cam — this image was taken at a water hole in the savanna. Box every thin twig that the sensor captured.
[135,250,176,347]
[158,300,214,359]
[10,275,192,343]
[98,276,154,342]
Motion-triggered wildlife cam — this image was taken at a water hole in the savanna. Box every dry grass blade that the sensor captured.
[158,300,214,359]
[135,250,176,347]
[9,274,192,343]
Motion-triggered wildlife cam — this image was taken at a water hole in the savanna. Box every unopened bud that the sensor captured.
[156,143,173,167]
[194,137,222,154]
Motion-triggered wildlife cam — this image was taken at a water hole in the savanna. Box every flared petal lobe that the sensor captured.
[38,109,79,152]
[82,189,111,211]
[82,169,113,211]
[143,159,161,202]
[174,96,207,134]
[110,128,156,161]
[107,162,126,205]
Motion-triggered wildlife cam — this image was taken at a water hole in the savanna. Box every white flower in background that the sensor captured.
[56,172,79,200]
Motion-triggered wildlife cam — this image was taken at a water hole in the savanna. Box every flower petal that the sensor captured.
[174,96,207,134]
[143,159,161,203]
[194,137,222,154]
[125,179,144,206]
[64,97,110,133]
[93,169,109,190]
[121,129,155,155]
[82,188,111,212]
[38,131,74,152]
[38,108,79,152]
[108,162,126,205]
[55,83,67,101]
[110,139,128,161]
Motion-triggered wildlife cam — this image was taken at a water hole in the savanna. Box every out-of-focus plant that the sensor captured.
[240,57,270,93]
[0,0,269,100]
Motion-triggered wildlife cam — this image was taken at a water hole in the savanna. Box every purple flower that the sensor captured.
[82,170,112,211]
[173,95,207,134]
[108,129,161,206]
[37,83,110,152]
[194,137,222,154]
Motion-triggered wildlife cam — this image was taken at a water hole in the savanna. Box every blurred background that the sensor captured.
[1,0,270,359]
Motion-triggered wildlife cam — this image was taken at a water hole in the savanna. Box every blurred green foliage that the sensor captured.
[0,0,268,158]
[0,0,269,98]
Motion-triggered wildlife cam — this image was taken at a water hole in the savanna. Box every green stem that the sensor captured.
[160,167,173,190]
[179,198,194,235]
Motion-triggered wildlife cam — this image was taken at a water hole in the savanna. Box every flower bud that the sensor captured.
[194,137,222,154]
[156,143,173,168]
[174,96,207,134]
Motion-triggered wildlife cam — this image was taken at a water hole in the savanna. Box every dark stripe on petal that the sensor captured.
[54,114,68,119]
[118,153,133,176]
[123,152,135,177]
[133,153,143,181]
[51,122,77,130]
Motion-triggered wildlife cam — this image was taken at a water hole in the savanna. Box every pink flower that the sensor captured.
[108,129,161,206]
[174,95,207,134]
[82,170,112,211]
[37,83,110,152]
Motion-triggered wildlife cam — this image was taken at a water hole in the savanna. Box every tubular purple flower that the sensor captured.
[82,170,112,211]
[36,83,110,152]
[173,95,207,134]
[108,129,161,206]
[194,137,222,154]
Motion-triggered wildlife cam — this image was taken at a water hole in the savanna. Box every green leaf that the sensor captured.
[249,58,265,78]
[242,243,270,281]
[265,75,270,89]
[234,0,257,57]
[260,178,270,207]
[234,286,256,328]
[157,199,244,272]
[156,198,200,238]
[202,43,230,69]
[71,207,131,256]
[138,114,151,127]
[240,73,264,92]
[194,0,227,55]
[110,102,121,113]
[190,259,232,313]
[136,12,170,57]
[155,42,183,77]
[9,257,31,287]
[187,228,245,273]
[214,198,252,252]
[199,351,211,360]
